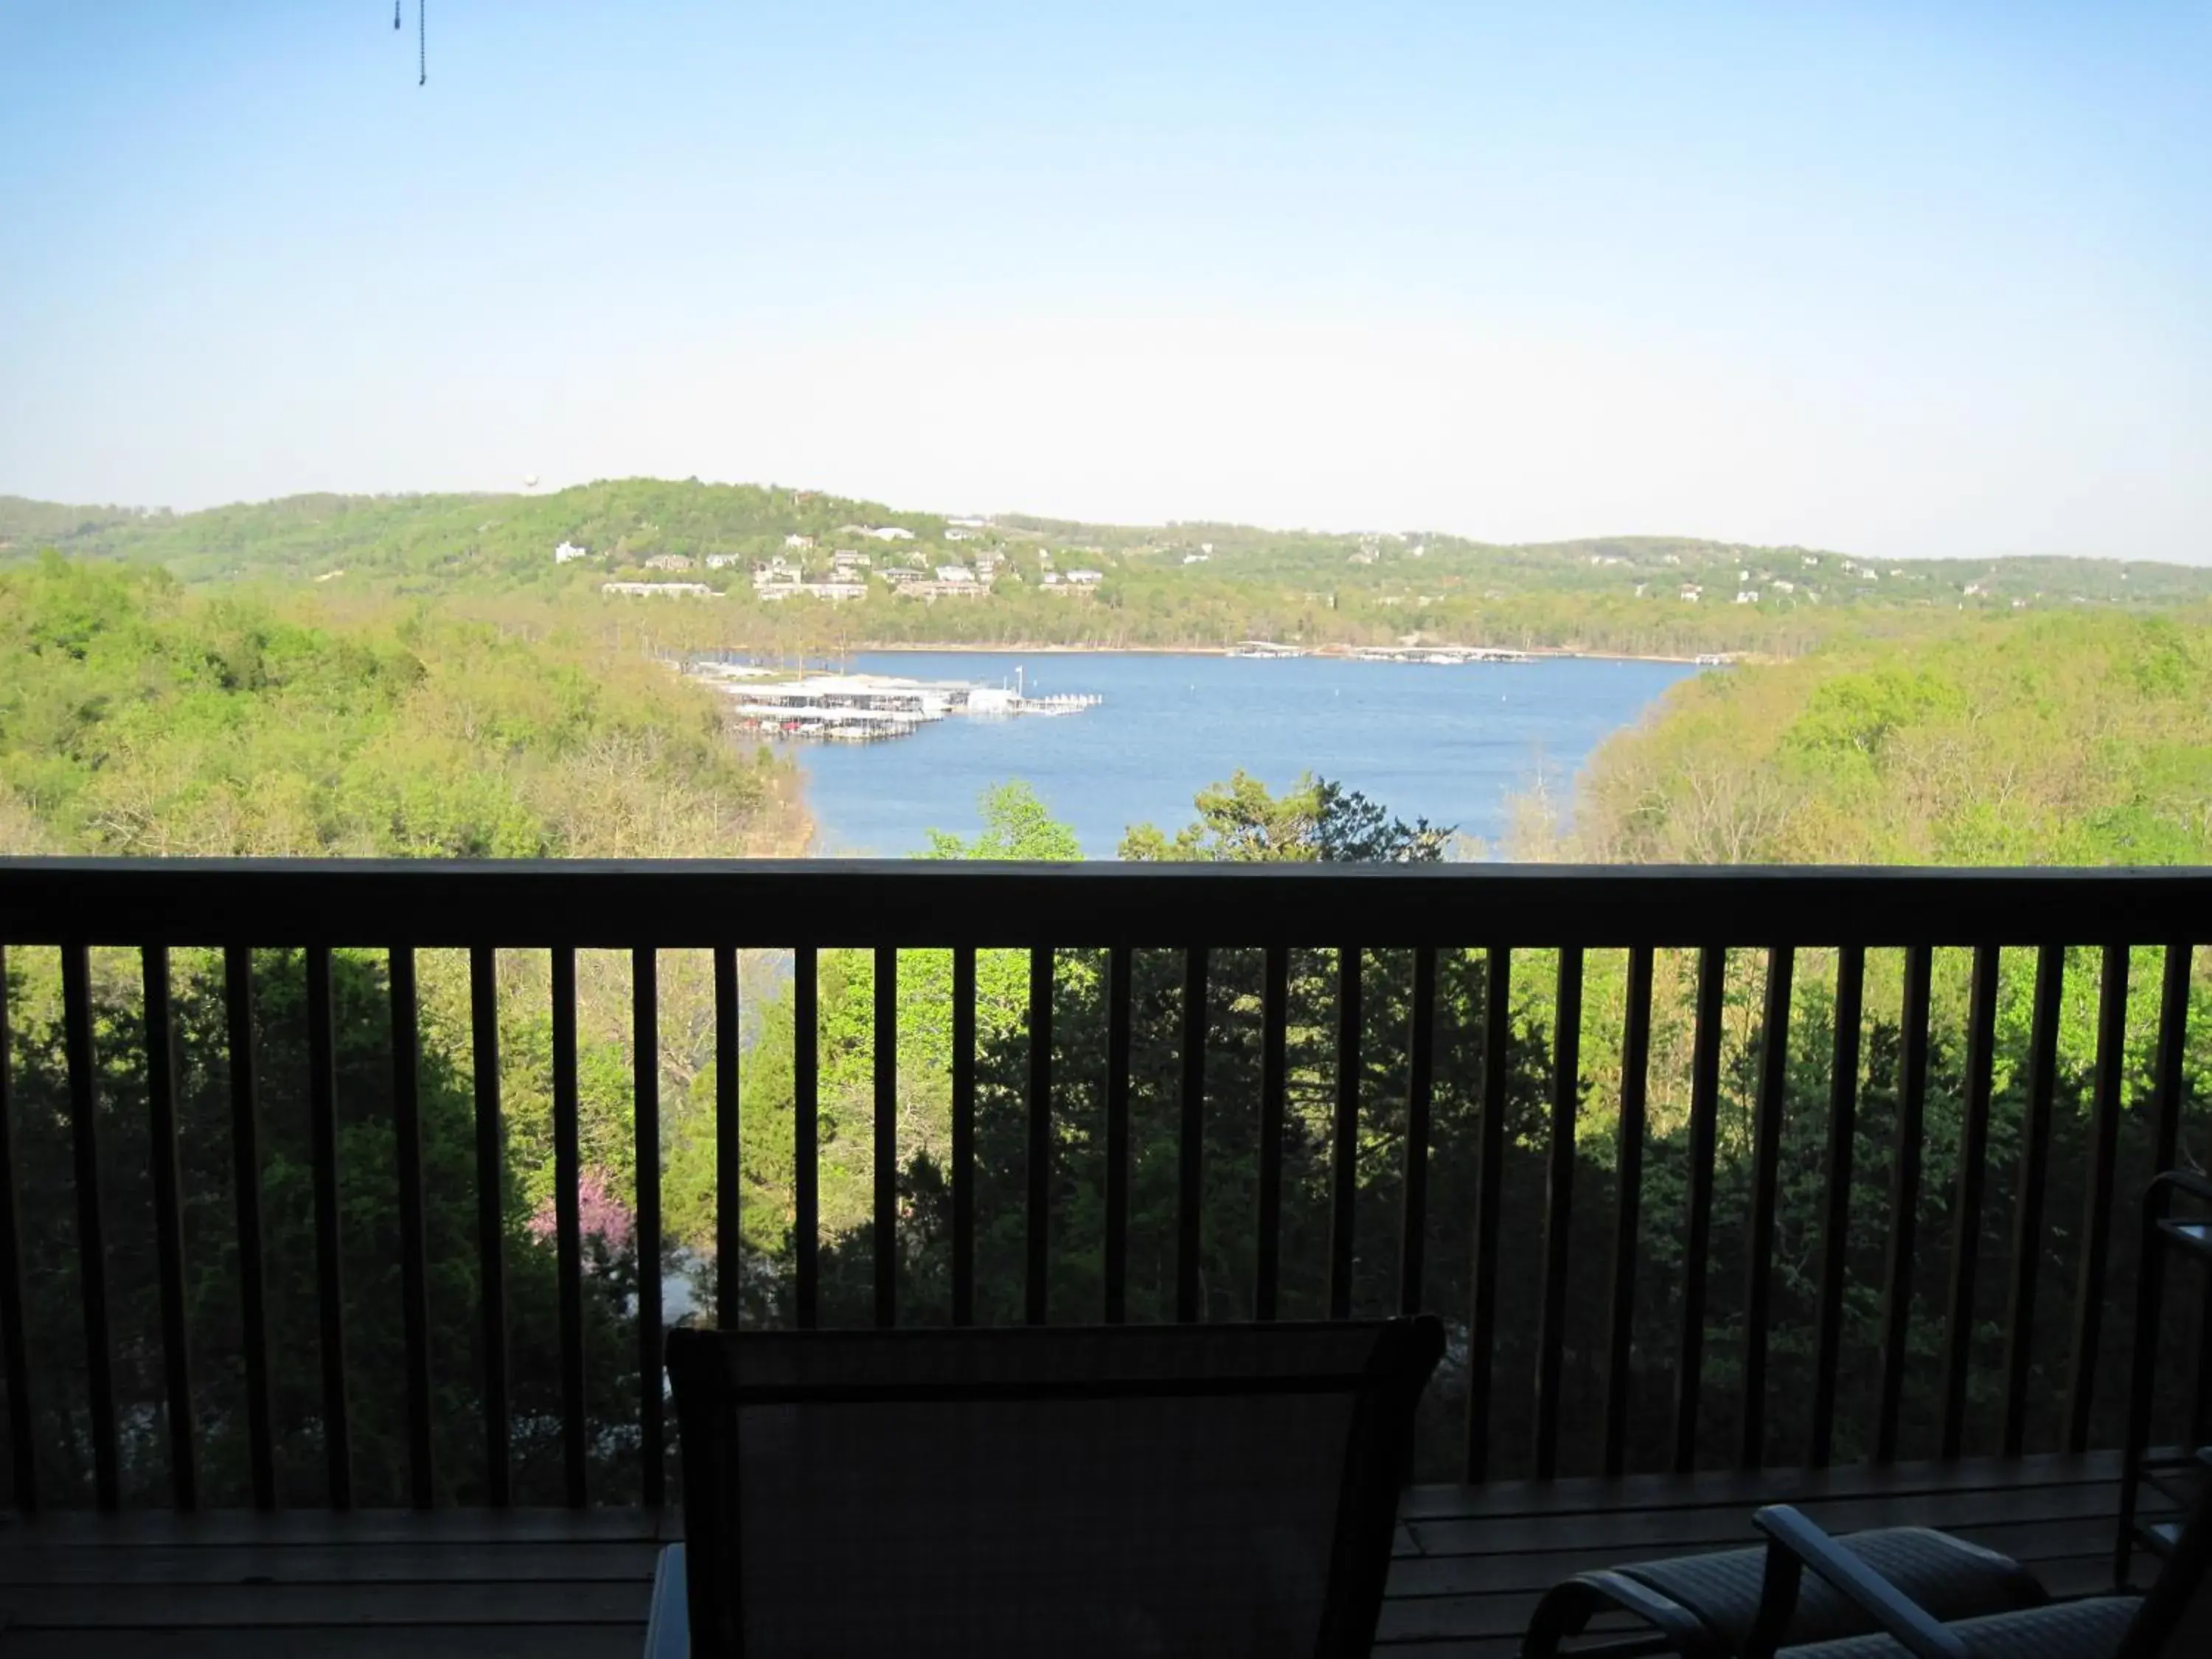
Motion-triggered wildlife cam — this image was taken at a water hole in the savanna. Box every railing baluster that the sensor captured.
[0,946,34,1513]
[225,945,276,1509]
[144,945,197,1510]
[1534,945,1582,1478]
[1176,945,1207,1324]
[1603,945,1653,1478]
[1027,946,1054,1326]
[62,945,118,1510]
[633,947,663,1508]
[2119,943,2199,1585]
[1399,945,1437,1317]
[1256,944,1288,1323]
[1742,945,1794,1470]
[468,945,509,1506]
[1673,945,1725,1475]
[305,945,351,1508]
[2065,942,2129,1452]
[551,946,588,1504]
[1464,945,1512,1483]
[2179,961,2212,1452]
[713,946,740,1332]
[793,947,819,1332]
[1876,942,1933,1464]
[1329,945,1362,1322]
[2001,943,2063,1458]
[389,947,434,1509]
[874,946,898,1329]
[1938,944,2000,1460]
[1809,943,1865,1469]
[950,946,976,1326]
[1104,945,1132,1324]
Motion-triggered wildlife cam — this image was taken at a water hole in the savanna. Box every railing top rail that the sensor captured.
[1,858,2208,947]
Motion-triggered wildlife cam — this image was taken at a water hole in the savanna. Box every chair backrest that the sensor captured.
[666,1316,1444,1659]
[2119,1453,2212,1659]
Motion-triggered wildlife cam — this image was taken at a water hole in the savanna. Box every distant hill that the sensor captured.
[4,480,2206,657]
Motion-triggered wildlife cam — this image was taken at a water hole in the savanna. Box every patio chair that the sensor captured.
[1520,1518,2048,1658]
[1736,1447,2212,1658]
[651,1315,1444,1659]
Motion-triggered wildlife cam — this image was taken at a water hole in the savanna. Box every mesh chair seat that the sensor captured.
[664,1318,1443,1659]
[1778,1594,2143,1658]
[1523,1526,2045,1657]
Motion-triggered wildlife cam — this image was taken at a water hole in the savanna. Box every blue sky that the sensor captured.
[1,2,2206,560]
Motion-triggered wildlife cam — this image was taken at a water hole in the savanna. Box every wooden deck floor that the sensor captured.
[0,1453,2131,1657]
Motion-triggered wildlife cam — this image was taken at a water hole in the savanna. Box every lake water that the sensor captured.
[793,651,1703,858]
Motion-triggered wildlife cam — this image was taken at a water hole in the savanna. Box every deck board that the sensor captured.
[0,1453,2132,1658]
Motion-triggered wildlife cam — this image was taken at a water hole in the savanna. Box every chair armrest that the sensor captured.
[1752,1506,1967,1659]
[2151,1169,2212,1203]
[645,1543,689,1659]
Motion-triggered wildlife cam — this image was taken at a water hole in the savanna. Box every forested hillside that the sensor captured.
[1551,610,2212,865]
[0,555,799,858]
[8,480,2207,659]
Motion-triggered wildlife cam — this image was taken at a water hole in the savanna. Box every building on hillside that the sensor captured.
[1183,553,1209,564]
[1679,585,1703,602]
[1065,569,1104,585]
[784,534,817,550]
[831,550,872,574]
[947,515,990,529]
[554,540,590,563]
[705,554,742,570]
[945,528,978,542]
[602,582,716,597]
[797,582,866,602]
[1736,590,1760,604]
[866,526,916,542]
[935,565,976,585]
[644,554,695,571]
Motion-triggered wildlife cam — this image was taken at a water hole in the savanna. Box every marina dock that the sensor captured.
[690,664,1102,742]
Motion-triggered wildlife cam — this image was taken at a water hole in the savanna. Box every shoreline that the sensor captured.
[796,641,1723,667]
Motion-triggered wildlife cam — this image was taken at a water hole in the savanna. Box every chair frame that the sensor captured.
[659,1316,1444,1659]
[1745,1446,2212,1659]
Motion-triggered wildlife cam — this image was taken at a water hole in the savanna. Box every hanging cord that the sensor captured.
[418,1,426,86]
[393,1,400,27]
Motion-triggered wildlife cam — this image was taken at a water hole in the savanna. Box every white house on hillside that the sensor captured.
[554,540,590,563]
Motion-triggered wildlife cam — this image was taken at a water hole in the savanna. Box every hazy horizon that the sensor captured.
[5,472,2202,571]
[4,4,2207,564]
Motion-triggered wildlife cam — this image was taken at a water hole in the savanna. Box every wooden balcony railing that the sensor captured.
[0,860,2204,1516]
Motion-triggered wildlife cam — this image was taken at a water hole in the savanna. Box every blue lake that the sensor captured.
[793,651,1703,858]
